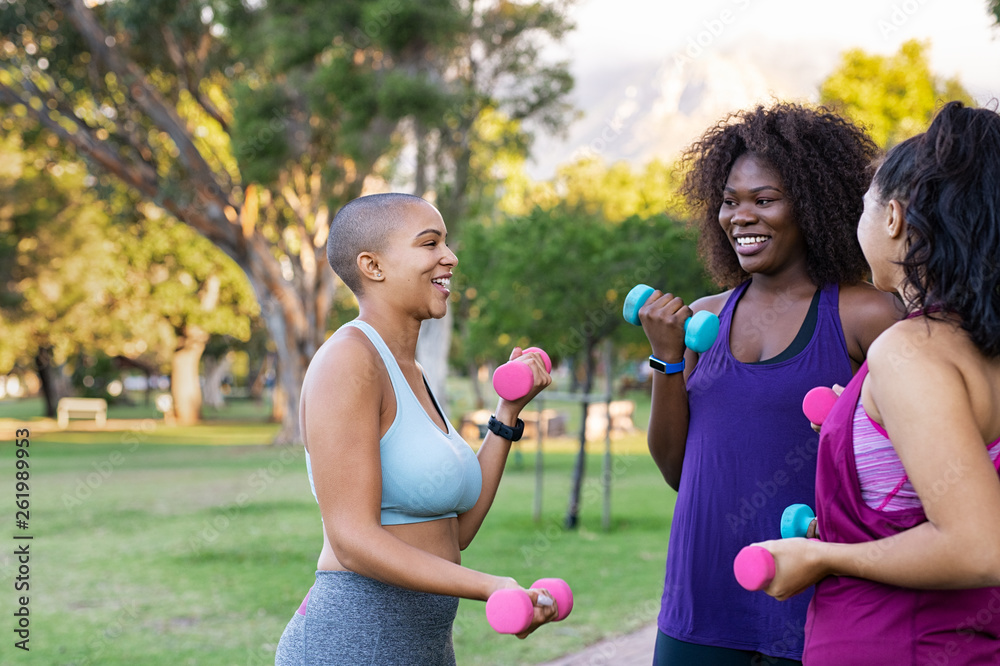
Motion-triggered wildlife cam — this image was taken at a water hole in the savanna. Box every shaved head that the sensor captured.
[327,193,428,295]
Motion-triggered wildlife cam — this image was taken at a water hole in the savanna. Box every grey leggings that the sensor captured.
[275,570,459,665]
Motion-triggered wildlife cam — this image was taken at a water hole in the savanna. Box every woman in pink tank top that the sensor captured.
[748,102,1000,664]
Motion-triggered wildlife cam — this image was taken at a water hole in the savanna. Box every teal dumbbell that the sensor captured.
[736,504,818,592]
[780,503,816,539]
[622,284,720,353]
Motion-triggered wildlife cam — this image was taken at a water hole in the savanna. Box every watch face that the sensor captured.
[649,355,684,374]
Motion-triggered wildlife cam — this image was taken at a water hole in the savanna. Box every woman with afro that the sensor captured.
[634,103,903,664]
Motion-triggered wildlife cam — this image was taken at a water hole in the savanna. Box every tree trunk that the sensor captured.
[34,345,62,418]
[466,360,485,410]
[171,325,209,426]
[260,300,309,445]
[414,119,429,197]
[249,353,270,401]
[202,353,231,410]
[565,344,597,529]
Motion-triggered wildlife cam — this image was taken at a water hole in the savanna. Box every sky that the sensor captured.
[527,0,1000,178]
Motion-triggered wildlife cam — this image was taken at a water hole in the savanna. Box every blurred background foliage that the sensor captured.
[0,0,984,439]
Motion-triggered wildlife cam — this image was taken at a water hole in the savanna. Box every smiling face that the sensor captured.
[376,200,458,320]
[719,153,808,279]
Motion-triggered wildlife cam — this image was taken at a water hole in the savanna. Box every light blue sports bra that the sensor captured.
[305,319,482,525]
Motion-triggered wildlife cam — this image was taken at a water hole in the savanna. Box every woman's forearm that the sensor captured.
[457,403,520,548]
[646,371,690,490]
[333,523,506,600]
[821,521,1000,590]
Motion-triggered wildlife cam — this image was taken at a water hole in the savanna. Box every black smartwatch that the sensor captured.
[487,414,524,441]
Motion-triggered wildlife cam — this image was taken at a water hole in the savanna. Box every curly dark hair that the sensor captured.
[874,101,1000,358]
[680,102,879,288]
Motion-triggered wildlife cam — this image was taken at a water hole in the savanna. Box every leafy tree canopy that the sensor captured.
[819,39,974,148]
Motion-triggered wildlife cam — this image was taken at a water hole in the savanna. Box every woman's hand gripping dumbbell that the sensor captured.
[622,284,720,353]
[734,504,818,591]
[492,347,552,401]
[486,578,574,635]
[802,386,840,427]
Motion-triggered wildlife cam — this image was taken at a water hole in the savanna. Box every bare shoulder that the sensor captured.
[303,327,385,402]
[300,326,387,452]
[866,317,1000,445]
[839,282,905,322]
[691,289,733,317]
[866,316,965,380]
[838,282,905,358]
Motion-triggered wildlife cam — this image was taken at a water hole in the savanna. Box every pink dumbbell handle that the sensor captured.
[532,577,573,622]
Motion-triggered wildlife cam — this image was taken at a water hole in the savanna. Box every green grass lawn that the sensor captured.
[0,399,675,666]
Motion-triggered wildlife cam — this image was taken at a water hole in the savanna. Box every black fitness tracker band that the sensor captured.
[487,414,524,441]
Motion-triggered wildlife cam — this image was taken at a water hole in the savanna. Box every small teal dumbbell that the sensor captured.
[622,284,720,353]
[735,503,818,591]
[780,503,816,539]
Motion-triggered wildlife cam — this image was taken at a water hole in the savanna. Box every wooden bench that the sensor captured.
[585,400,636,441]
[56,397,108,429]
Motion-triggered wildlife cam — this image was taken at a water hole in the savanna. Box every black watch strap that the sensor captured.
[487,415,524,442]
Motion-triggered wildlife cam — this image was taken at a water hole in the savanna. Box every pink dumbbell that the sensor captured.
[733,545,776,591]
[492,347,552,401]
[802,386,838,426]
[485,577,573,634]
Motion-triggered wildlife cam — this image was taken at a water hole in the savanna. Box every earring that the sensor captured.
[376,272,382,278]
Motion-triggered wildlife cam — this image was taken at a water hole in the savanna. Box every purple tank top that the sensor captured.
[658,281,853,659]
[805,360,1000,664]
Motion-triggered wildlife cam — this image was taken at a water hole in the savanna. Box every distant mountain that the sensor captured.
[526,44,834,180]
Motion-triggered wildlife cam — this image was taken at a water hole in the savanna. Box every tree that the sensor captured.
[0,128,144,415]
[536,155,690,223]
[991,0,1000,25]
[0,127,258,422]
[394,1,577,402]
[819,39,974,148]
[0,0,576,442]
[455,206,711,527]
[112,205,259,425]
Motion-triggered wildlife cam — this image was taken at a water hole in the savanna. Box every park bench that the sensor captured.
[56,397,108,429]
[585,400,636,441]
